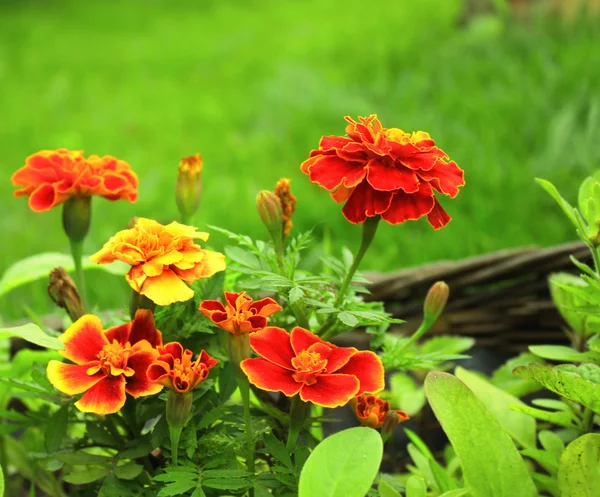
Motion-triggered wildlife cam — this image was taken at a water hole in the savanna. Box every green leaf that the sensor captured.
[298,427,383,497]
[114,462,144,480]
[455,367,536,448]
[425,372,536,497]
[0,252,127,298]
[389,373,426,417]
[63,467,112,484]
[510,404,576,428]
[520,448,559,474]
[405,475,427,497]
[218,363,237,405]
[45,404,69,452]
[529,345,600,363]
[438,490,470,497]
[536,178,578,227]
[288,286,304,305]
[378,480,401,497]
[196,407,224,430]
[539,430,565,461]
[55,451,113,465]
[0,462,4,497]
[420,336,474,355]
[263,432,293,470]
[513,363,600,414]
[337,311,358,328]
[224,246,262,269]
[558,434,600,497]
[0,323,63,350]
[490,352,543,397]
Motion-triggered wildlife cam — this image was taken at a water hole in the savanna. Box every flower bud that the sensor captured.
[381,409,409,442]
[166,389,193,430]
[48,267,85,321]
[62,196,91,243]
[176,154,203,221]
[423,281,449,324]
[274,178,296,238]
[256,190,283,242]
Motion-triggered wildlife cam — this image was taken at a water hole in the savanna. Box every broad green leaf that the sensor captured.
[45,404,69,452]
[389,373,426,416]
[510,404,576,428]
[420,336,474,355]
[405,475,427,497]
[539,430,565,461]
[439,490,470,497]
[490,352,543,397]
[425,372,536,497]
[520,448,558,474]
[455,367,536,449]
[378,480,401,497]
[558,434,600,497]
[407,443,436,489]
[0,252,127,298]
[536,178,578,227]
[529,345,600,363]
[0,323,63,350]
[55,451,113,465]
[114,462,144,480]
[63,467,112,484]
[298,427,383,497]
[513,363,600,414]
[556,363,600,383]
[337,311,358,327]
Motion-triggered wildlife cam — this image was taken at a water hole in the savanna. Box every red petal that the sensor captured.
[244,315,268,332]
[28,183,59,212]
[418,160,465,198]
[335,350,385,395]
[125,348,162,398]
[342,182,394,224]
[249,297,282,317]
[75,375,127,415]
[60,315,108,365]
[366,159,419,193]
[380,182,435,225]
[240,358,302,396]
[104,323,129,346]
[147,361,171,384]
[426,198,452,230]
[324,347,357,373]
[290,327,324,355]
[249,327,295,369]
[299,374,360,408]
[199,299,226,315]
[307,155,366,190]
[129,309,162,347]
[47,361,106,395]
[198,350,219,369]
[319,135,354,151]
[160,342,184,360]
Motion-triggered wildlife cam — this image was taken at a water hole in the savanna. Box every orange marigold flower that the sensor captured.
[147,342,218,393]
[46,310,163,415]
[274,178,296,237]
[349,394,409,429]
[199,291,282,335]
[12,149,138,212]
[90,218,226,306]
[301,115,465,229]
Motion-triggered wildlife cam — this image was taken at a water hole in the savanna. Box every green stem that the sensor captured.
[397,320,434,353]
[169,426,182,466]
[69,239,87,309]
[237,374,255,495]
[289,301,310,329]
[286,395,311,451]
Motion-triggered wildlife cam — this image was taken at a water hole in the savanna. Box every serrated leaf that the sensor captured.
[196,407,224,430]
[157,479,198,496]
[558,433,600,496]
[225,246,262,270]
[263,432,293,470]
[0,323,63,350]
[337,311,358,328]
[288,286,304,305]
[45,404,69,452]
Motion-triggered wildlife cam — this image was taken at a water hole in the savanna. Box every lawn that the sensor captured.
[0,0,599,321]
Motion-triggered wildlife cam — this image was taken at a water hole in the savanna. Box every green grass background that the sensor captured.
[1,0,599,321]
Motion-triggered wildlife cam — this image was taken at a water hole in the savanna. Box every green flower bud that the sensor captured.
[423,281,449,324]
[256,190,283,242]
[62,196,91,243]
[176,154,203,220]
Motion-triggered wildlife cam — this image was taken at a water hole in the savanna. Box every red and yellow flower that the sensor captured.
[90,218,226,306]
[301,115,465,229]
[199,291,282,335]
[12,149,138,212]
[240,327,384,408]
[47,310,163,414]
[349,394,409,429]
[147,342,218,393]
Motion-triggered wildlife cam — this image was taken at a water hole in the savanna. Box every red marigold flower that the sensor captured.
[46,310,163,415]
[300,115,465,229]
[147,342,218,393]
[240,326,384,408]
[199,291,282,335]
[12,149,138,212]
[349,394,409,429]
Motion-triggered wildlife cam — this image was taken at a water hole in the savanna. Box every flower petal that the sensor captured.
[290,327,324,355]
[129,309,162,347]
[426,198,452,230]
[104,323,130,346]
[366,159,419,193]
[307,155,366,190]
[75,375,127,415]
[380,182,435,225]
[47,361,106,395]
[146,361,172,387]
[341,182,394,224]
[335,350,385,395]
[324,347,357,373]
[125,348,162,398]
[240,358,302,396]
[139,269,194,306]
[418,160,465,198]
[28,183,60,212]
[249,297,282,317]
[299,374,360,408]
[60,315,108,365]
[249,327,295,369]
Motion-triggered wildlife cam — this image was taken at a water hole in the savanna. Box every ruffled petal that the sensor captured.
[418,160,465,198]
[290,327,324,355]
[249,327,295,369]
[307,155,366,190]
[75,375,127,415]
[335,350,385,395]
[146,361,173,387]
[47,361,106,395]
[139,269,194,306]
[240,358,302,396]
[125,348,162,398]
[242,315,268,332]
[426,198,452,230]
[341,182,394,224]
[366,159,419,193]
[299,374,360,408]
[28,183,60,212]
[249,297,282,317]
[60,315,108,365]
[380,182,435,225]
[197,350,219,370]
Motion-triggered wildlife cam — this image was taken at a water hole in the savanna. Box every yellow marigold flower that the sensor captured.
[90,218,226,306]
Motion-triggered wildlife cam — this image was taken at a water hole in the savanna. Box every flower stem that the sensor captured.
[129,289,156,319]
[286,395,311,451]
[169,425,182,466]
[237,374,255,483]
[69,239,87,309]
[397,321,432,353]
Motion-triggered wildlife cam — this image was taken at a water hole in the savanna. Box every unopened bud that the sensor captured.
[48,267,85,321]
[62,196,91,243]
[256,190,283,242]
[166,390,193,430]
[381,409,409,442]
[176,154,203,220]
[274,178,296,238]
[423,281,449,324]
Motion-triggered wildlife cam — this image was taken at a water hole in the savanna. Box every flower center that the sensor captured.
[357,396,389,420]
[90,340,134,377]
[170,354,209,392]
[291,350,327,385]
[383,127,411,144]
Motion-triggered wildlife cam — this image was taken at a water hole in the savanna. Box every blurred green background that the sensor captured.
[1,0,599,321]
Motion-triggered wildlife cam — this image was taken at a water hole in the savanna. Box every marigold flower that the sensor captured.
[90,218,226,306]
[349,394,409,429]
[147,342,218,393]
[240,326,384,408]
[301,115,465,229]
[12,149,138,213]
[274,178,296,237]
[199,291,282,335]
[46,310,163,414]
